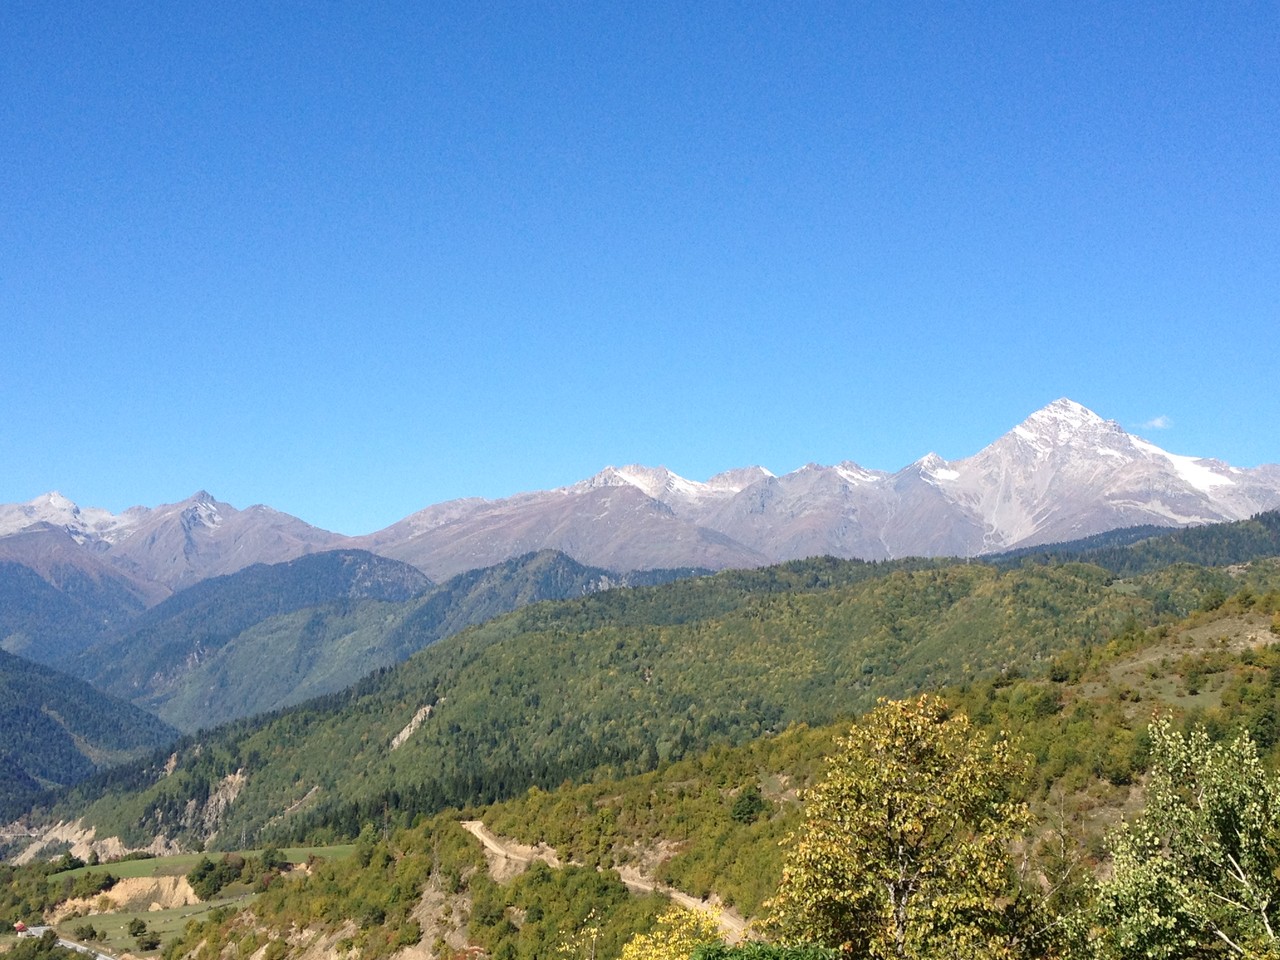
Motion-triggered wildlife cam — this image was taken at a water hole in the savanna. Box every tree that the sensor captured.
[619,905,723,960]
[731,786,768,824]
[1085,718,1280,959]
[135,931,161,952]
[765,695,1042,958]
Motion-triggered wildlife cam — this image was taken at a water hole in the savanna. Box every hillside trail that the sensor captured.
[459,820,749,942]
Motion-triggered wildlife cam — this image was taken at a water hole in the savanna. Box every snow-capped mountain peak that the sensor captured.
[573,465,696,498]
[0,491,126,541]
[574,464,771,506]
[705,466,774,493]
[1009,398,1117,452]
[834,462,882,485]
[182,493,224,529]
[4,397,1279,585]
[913,453,959,481]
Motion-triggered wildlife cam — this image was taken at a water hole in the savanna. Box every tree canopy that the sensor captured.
[766,695,1043,958]
[1087,718,1280,959]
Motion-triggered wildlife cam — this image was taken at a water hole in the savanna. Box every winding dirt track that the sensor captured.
[460,820,748,942]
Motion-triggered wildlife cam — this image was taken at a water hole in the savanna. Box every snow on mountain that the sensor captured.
[0,491,129,542]
[573,465,709,504]
[3,398,1279,585]
[103,492,350,589]
[833,462,884,485]
[935,398,1274,551]
[0,491,351,592]
[1129,438,1234,493]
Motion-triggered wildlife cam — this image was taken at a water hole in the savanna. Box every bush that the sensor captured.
[730,787,767,824]
[136,932,162,952]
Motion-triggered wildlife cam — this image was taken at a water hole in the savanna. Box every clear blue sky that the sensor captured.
[3,2,1277,535]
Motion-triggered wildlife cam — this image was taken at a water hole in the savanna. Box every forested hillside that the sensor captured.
[995,508,1280,575]
[0,552,154,666]
[0,649,177,822]
[70,550,433,705]
[66,549,702,733]
[28,511,1280,856]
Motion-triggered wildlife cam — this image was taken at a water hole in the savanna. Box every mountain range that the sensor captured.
[0,545,704,818]
[3,398,1278,596]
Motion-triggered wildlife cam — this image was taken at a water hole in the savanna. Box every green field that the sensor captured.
[49,845,354,885]
[44,845,355,956]
[56,894,252,951]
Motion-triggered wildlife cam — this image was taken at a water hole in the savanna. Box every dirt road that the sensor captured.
[459,820,748,941]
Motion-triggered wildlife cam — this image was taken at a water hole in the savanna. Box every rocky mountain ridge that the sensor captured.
[4,399,1279,586]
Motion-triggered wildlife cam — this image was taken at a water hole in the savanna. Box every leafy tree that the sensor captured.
[127,918,148,937]
[766,696,1043,958]
[730,786,767,824]
[1085,719,1280,959]
[6,930,81,960]
[619,905,723,960]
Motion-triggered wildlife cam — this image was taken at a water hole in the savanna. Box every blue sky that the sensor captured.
[3,2,1277,535]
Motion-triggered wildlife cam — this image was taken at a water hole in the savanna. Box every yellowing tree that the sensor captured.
[620,905,723,960]
[766,695,1042,959]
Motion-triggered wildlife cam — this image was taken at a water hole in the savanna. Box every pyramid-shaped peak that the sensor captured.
[996,399,1133,461]
[572,465,703,501]
[1024,398,1106,428]
[30,491,79,513]
[916,452,948,470]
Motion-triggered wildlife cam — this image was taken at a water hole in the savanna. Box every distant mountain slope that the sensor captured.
[0,491,354,595]
[992,509,1280,575]
[71,550,433,708]
[98,491,355,591]
[354,482,767,580]
[0,526,167,665]
[0,648,176,822]
[76,549,704,733]
[683,399,1280,562]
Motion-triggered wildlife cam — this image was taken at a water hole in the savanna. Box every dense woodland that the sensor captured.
[69,549,701,732]
[0,649,177,821]
[47,551,1280,852]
